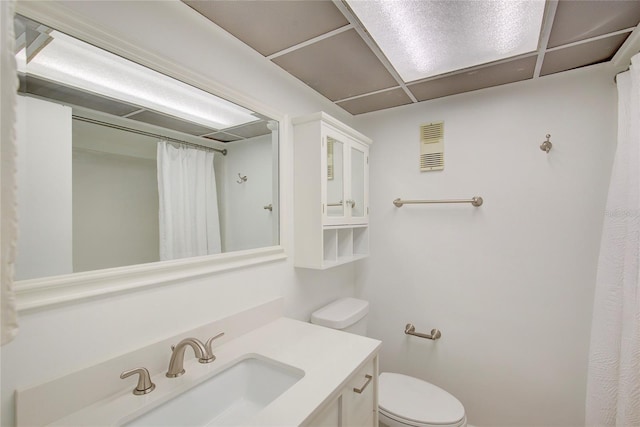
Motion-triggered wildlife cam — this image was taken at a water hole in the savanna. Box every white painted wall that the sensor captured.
[72,120,160,272]
[1,2,356,426]
[14,95,73,280]
[353,66,617,427]
[223,134,275,252]
[72,149,159,272]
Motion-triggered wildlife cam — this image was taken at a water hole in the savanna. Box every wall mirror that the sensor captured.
[12,13,281,302]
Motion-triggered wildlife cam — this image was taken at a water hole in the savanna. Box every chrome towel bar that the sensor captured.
[405,323,442,340]
[393,196,483,207]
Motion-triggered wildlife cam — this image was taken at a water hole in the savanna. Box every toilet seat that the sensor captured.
[379,373,467,427]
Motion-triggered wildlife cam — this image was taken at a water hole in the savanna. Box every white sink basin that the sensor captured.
[122,355,304,427]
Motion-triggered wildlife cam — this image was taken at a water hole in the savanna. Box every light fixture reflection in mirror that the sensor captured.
[13,14,279,281]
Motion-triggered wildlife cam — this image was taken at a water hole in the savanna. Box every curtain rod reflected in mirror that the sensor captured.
[13,13,280,284]
[72,116,229,156]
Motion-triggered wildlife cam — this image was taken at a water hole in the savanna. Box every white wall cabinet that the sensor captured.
[305,356,378,427]
[293,112,372,269]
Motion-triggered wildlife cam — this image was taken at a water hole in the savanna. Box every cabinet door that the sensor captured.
[343,359,377,427]
[323,129,369,226]
[326,136,346,220]
[307,395,342,427]
[349,143,368,224]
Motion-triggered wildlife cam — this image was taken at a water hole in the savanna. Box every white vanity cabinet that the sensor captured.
[293,112,372,269]
[306,356,378,427]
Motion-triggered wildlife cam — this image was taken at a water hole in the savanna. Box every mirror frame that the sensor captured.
[13,1,287,312]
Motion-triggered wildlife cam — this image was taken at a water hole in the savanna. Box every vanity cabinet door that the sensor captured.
[343,358,377,427]
[305,356,377,427]
[307,395,342,427]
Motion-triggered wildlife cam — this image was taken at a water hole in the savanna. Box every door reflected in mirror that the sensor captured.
[14,14,279,281]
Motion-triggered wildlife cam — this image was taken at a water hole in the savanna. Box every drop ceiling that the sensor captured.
[183,0,640,115]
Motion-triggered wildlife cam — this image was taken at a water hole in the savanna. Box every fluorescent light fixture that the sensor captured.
[346,0,545,82]
[19,30,257,130]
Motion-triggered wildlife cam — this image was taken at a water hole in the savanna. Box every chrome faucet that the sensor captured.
[166,337,214,378]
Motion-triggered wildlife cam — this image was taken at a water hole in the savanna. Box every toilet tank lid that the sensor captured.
[311,298,369,329]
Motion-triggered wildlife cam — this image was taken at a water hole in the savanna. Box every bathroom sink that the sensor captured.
[121,355,304,427]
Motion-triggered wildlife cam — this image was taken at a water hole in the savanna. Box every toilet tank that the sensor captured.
[310,298,369,335]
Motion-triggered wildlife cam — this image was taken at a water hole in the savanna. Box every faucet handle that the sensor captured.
[203,332,225,362]
[120,367,155,395]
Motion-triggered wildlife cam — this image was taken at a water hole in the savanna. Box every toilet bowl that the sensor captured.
[311,298,467,427]
[378,373,466,427]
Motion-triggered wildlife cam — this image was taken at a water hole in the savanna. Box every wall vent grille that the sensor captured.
[421,122,444,141]
[420,121,444,171]
[420,152,444,169]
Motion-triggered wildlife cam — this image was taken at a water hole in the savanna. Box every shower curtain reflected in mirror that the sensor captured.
[157,141,221,261]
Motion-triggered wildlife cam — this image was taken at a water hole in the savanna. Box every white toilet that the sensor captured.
[311,298,467,427]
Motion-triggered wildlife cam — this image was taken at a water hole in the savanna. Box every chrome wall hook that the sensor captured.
[236,173,247,184]
[540,134,553,153]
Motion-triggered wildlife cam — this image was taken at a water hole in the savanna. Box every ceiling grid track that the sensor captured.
[266,24,354,60]
[545,28,636,53]
[332,0,418,103]
[335,85,404,104]
[612,25,640,72]
[405,52,539,87]
[534,0,559,78]
[121,108,146,118]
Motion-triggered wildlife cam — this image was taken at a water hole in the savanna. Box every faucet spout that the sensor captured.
[166,338,209,378]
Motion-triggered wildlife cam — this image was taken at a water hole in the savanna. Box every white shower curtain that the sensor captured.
[585,54,640,426]
[1,0,19,346]
[157,141,221,261]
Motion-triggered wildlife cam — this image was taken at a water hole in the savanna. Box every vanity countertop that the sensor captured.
[48,317,381,426]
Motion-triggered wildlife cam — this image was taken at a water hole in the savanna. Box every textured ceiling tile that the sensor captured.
[548,0,640,48]
[182,0,349,56]
[337,88,412,115]
[225,120,271,139]
[408,56,537,102]
[204,133,242,143]
[541,32,630,76]
[272,29,397,101]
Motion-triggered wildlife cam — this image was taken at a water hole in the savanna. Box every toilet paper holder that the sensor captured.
[405,323,442,340]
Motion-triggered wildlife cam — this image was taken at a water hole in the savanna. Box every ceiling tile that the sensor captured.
[204,133,242,143]
[182,0,348,56]
[541,32,630,76]
[272,29,397,101]
[226,120,271,139]
[548,0,640,48]
[127,110,218,136]
[337,88,412,115]
[345,0,545,82]
[408,56,537,102]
